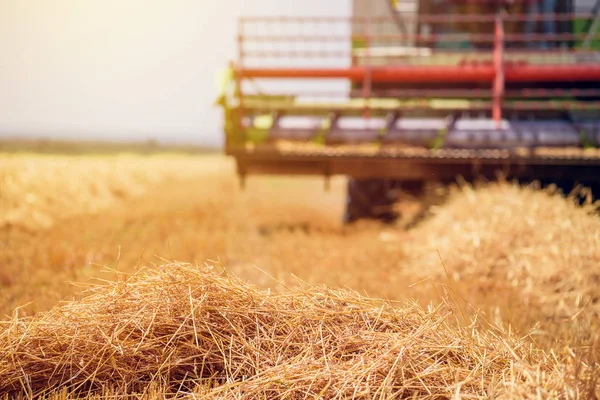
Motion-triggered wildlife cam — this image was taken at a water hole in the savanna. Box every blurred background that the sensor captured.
[0,0,349,147]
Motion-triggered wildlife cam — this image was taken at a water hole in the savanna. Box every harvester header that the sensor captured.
[218,0,600,222]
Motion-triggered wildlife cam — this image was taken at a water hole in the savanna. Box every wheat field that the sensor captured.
[0,150,598,398]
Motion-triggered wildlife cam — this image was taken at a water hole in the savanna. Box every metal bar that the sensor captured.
[493,13,505,124]
[503,49,600,54]
[240,66,495,82]
[242,49,600,59]
[360,89,600,98]
[243,48,600,57]
[355,89,492,98]
[238,100,599,112]
[504,32,600,41]
[240,34,495,42]
[232,144,600,163]
[239,89,600,99]
[503,13,591,22]
[504,102,600,110]
[232,153,600,182]
[242,48,600,58]
[240,65,600,83]
[504,65,600,81]
[515,89,600,97]
[239,101,493,112]
[240,32,600,43]
[362,17,371,119]
[241,15,496,23]
[240,13,594,24]
[236,19,246,145]
[242,50,351,58]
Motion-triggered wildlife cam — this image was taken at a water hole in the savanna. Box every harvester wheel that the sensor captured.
[399,180,426,199]
[343,179,399,224]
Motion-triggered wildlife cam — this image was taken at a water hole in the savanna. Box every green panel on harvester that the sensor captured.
[574,18,600,50]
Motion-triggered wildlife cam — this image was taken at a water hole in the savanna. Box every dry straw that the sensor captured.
[0,154,225,230]
[403,181,600,325]
[0,262,593,399]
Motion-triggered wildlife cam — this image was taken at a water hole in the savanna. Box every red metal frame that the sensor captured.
[362,16,372,119]
[493,14,504,123]
[232,10,600,121]
[239,66,495,82]
[239,65,600,83]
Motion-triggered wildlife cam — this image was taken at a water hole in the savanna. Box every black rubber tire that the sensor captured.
[400,180,426,199]
[343,179,399,224]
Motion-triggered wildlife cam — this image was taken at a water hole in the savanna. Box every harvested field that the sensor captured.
[0,153,225,230]
[1,151,599,398]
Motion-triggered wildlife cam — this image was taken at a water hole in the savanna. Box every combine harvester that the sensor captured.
[217,0,600,223]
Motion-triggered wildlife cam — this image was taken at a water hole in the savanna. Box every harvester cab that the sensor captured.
[217,0,600,223]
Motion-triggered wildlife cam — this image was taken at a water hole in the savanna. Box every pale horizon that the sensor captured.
[0,0,349,148]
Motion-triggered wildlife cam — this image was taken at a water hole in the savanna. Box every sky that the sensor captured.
[0,0,349,147]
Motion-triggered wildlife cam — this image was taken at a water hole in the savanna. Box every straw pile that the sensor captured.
[0,262,591,399]
[403,182,600,324]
